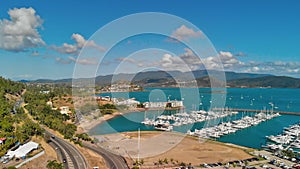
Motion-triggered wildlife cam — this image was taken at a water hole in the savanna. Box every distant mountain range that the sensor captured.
[227,76,300,88]
[21,70,300,88]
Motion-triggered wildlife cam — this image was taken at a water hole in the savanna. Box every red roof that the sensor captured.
[0,138,6,141]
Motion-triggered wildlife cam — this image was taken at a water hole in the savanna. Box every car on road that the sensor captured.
[2,159,9,164]
[63,159,67,163]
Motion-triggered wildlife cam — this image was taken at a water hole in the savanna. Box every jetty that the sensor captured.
[212,108,300,116]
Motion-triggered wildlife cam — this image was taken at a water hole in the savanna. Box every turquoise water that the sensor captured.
[89,88,300,149]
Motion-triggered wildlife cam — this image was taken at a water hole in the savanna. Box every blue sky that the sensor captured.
[0,0,299,80]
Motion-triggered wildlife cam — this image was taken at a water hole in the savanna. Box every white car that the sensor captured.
[3,159,9,164]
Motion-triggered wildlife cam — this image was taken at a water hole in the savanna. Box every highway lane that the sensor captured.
[48,141,69,169]
[83,143,129,169]
[45,130,88,169]
[50,138,76,169]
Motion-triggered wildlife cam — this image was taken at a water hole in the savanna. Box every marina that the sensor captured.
[141,108,239,130]
[213,108,300,116]
[1,2,300,168]
[91,88,300,149]
[187,112,280,139]
[264,122,300,152]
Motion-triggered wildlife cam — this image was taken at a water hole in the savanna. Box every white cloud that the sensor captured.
[114,50,230,72]
[243,61,300,75]
[56,56,98,65]
[111,49,300,77]
[57,43,78,54]
[234,52,247,57]
[68,56,98,65]
[55,57,71,64]
[171,25,203,41]
[115,57,153,68]
[218,51,244,68]
[115,57,137,64]
[177,48,204,70]
[52,33,105,55]
[0,7,45,52]
[156,53,193,72]
[252,66,260,72]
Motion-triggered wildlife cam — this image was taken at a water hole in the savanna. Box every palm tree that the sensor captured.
[46,160,55,169]
[140,159,144,165]
[170,158,174,163]
[158,159,163,167]
[46,160,64,169]
[163,158,168,165]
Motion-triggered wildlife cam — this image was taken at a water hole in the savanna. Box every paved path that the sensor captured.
[15,151,45,168]
[212,108,300,116]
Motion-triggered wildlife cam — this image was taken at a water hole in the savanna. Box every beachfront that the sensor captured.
[82,88,300,168]
[93,131,253,168]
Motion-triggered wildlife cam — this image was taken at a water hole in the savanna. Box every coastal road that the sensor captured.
[19,96,88,169]
[48,140,69,169]
[83,142,129,169]
[45,130,88,169]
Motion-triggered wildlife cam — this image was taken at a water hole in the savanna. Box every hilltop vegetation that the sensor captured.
[24,84,77,139]
[26,70,300,88]
[227,76,300,88]
[0,77,81,157]
[0,77,43,156]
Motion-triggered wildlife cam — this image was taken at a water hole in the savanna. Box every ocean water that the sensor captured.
[89,88,300,149]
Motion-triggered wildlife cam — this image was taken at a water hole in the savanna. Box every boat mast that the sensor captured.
[137,128,140,163]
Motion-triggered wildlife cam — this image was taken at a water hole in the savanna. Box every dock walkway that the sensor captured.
[212,108,300,116]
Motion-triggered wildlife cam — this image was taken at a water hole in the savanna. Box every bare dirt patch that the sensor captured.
[76,145,108,169]
[95,131,253,168]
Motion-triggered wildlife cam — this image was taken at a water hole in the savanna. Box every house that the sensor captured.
[40,90,50,94]
[96,96,111,101]
[46,101,53,108]
[0,138,6,144]
[59,106,72,115]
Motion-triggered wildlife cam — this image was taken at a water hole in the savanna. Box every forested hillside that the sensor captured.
[23,84,77,140]
[0,77,42,156]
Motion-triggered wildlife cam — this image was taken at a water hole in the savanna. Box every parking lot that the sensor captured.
[199,150,298,169]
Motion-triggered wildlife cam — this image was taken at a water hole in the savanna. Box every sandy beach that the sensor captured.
[92,131,253,168]
[78,107,146,132]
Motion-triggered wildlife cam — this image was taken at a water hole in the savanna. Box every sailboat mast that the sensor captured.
[138,128,140,163]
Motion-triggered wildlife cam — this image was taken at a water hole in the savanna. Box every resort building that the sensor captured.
[166,100,184,108]
[143,100,183,109]
[114,98,140,108]
[143,102,166,108]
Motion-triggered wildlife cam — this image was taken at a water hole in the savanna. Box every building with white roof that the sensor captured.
[6,141,39,159]
[115,98,140,108]
[143,100,183,109]
[59,106,71,115]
